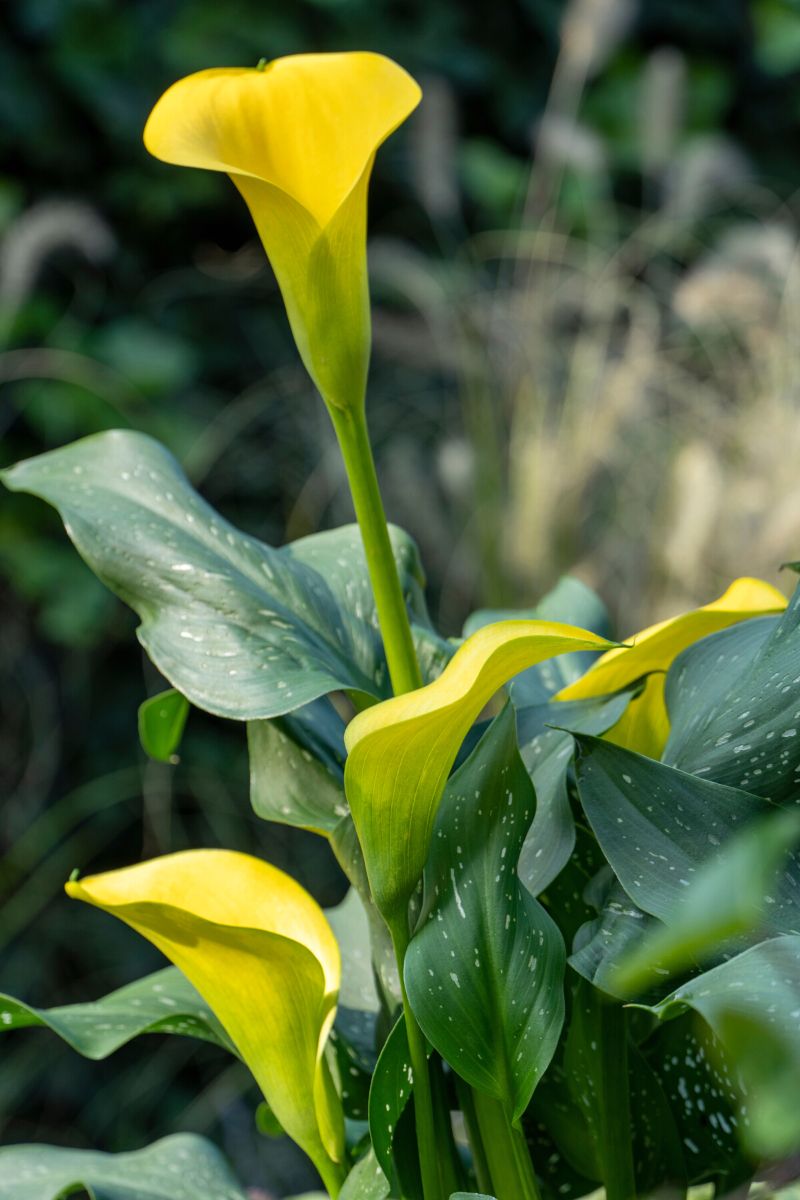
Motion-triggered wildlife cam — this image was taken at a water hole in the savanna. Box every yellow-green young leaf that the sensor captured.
[556,577,786,758]
[144,55,420,415]
[66,850,345,1192]
[344,620,615,925]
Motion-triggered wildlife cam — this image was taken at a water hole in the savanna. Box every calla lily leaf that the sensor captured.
[516,687,637,897]
[569,875,659,999]
[248,696,347,835]
[344,619,615,924]
[0,1133,248,1200]
[612,808,800,994]
[0,965,233,1058]
[647,935,800,1159]
[557,577,786,758]
[145,55,421,414]
[1,430,443,720]
[66,849,345,1189]
[664,583,800,798]
[138,688,190,762]
[405,707,565,1119]
[339,1150,391,1200]
[571,736,795,931]
[368,1014,419,1194]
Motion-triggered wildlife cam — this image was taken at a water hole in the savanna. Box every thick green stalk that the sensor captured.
[329,406,423,696]
[595,1003,636,1200]
[317,1155,347,1199]
[389,919,445,1200]
[455,1078,493,1195]
[471,1090,542,1200]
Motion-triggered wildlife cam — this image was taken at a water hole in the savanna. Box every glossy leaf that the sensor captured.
[344,619,614,923]
[613,809,800,993]
[0,965,233,1058]
[664,585,800,799]
[67,849,345,1186]
[368,1015,418,1193]
[249,696,347,835]
[571,735,792,929]
[405,707,565,1119]
[1,430,441,720]
[339,1150,391,1200]
[558,577,786,757]
[138,688,190,762]
[0,1133,247,1200]
[464,575,611,705]
[569,874,659,998]
[516,688,636,897]
[648,935,800,1158]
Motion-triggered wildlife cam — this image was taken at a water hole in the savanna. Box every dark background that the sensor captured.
[3,0,800,1194]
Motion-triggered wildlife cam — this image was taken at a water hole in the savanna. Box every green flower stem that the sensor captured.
[389,918,445,1200]
[454,1077,493,1195]
[471,1090,542,1200]
[317,1154,347,1199]
[595,1003,636,1200]
[329,406,423,697]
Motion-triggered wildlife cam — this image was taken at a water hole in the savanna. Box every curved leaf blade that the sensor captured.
[138,688,190,762]
[664,586,800,799]
[0,965,234,1058]
[0,1133,247,1200]
[1,430,439,720]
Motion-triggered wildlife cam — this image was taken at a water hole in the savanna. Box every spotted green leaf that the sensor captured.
[0,965,233,1058]
[648,935,800,1159]
[339,1150,390,1200]
[368,1015,419,1195]
[344,620,615,924]
[405,707,565,1119]
[571,736,798,931]
[1,430,441,720]
[0,1133,247,1200]
[664,586,800,799]
[613,809,800,993]
[138,688,190,762]
[516,688,637,897]
[248,696,348,835]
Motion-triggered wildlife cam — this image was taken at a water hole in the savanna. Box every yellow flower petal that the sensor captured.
[66,850,344,1189]
[344,621,615,926]
[557,577,786,757]
[144,54,421,413]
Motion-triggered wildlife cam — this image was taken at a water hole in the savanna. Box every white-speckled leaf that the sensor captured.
[1,430,444,719]
[664,590,800,799]
[572,735,800,933]
[0,966,234,1058]
[339,1150,390,1200]
[248,697,347,835]
[405,707,565,1119]
[648,935,800,1158]
[516,689,636,897]
[0,1133,247,1200]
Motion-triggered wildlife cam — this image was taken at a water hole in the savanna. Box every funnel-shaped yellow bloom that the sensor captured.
[556,577,786,758]
[344,620,616,925]
[66,850,344,1192]
[144,54,421,414]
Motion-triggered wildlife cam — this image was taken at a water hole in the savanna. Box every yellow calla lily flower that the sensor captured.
[344,620,615,927]
[66,850,345,1195]
[556,576,786,758]
[144,53,421,414]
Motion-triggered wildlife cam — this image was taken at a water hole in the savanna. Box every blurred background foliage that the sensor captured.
[3,0,800,1195]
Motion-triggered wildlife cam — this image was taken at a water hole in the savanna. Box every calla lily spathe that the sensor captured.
[144,53,421,414]
[66,849,345,1193]
[557,576,786,757]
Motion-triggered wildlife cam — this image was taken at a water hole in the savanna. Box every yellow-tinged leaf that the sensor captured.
[144,54,421,414]
[344,621,615,926]
[66,850,344,1191]
[557,577,786,758]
